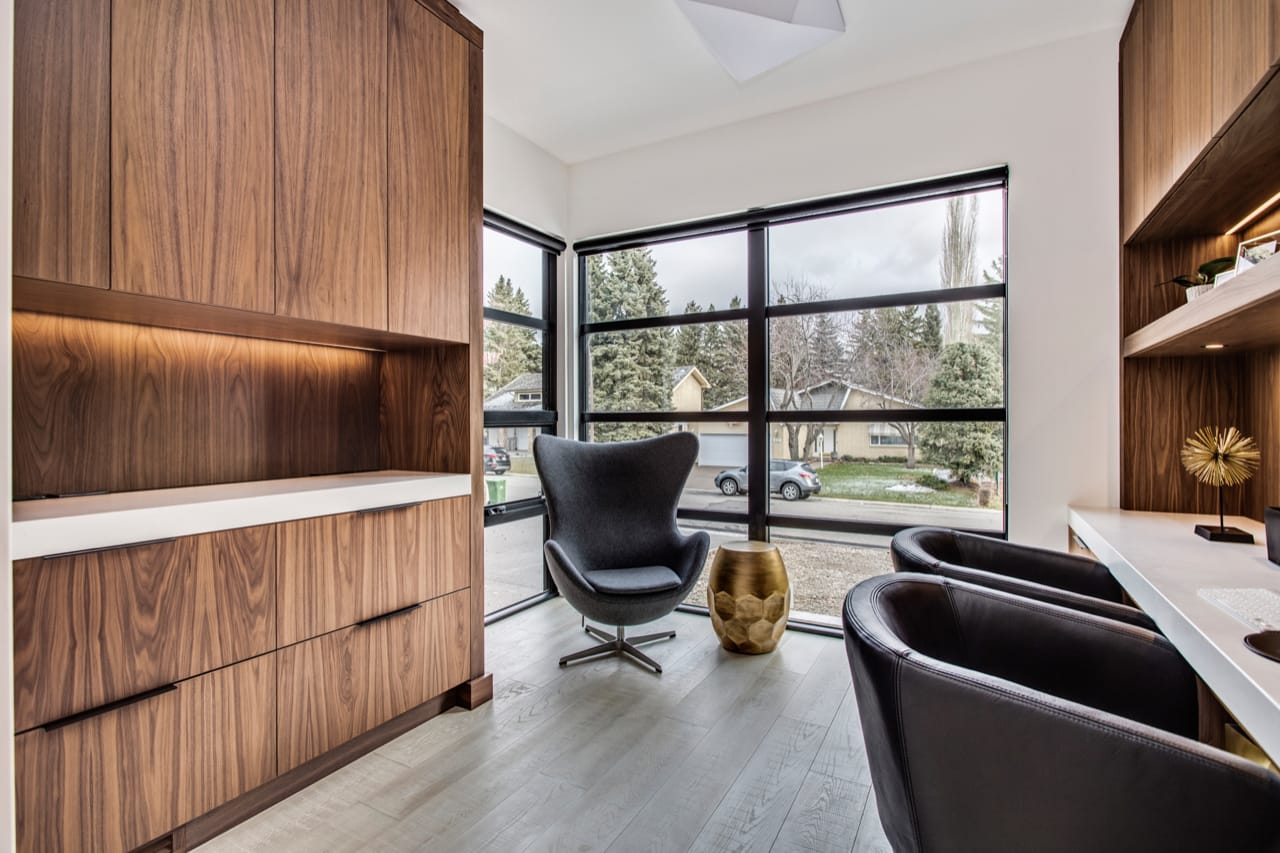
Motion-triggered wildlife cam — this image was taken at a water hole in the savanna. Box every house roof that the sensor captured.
[672,365,710,390]
[483,372,545,411]
[711,378,919,412]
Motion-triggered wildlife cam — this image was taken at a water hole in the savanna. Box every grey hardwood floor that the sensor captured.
[195,600,891,853]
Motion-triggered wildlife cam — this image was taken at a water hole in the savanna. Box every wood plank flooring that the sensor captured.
[194,599,890,853]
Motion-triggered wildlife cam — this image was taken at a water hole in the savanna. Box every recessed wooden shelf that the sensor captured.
[1128,64,1280,244]
[1123,253,1280,358]
[13,276,457,352]
[11,471,471,560]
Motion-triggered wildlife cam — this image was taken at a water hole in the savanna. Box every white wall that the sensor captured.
[566,30,1122,548]
[482,115,577,432]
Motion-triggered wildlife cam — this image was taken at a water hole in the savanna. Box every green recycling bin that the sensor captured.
[485,477,507,504]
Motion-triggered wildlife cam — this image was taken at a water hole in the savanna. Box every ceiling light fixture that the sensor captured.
[674,0,846,82]
[1203,343,1226,350]
[1227,189,1280,235]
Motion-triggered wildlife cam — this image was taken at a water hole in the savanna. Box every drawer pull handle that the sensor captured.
[356,603,422,628]
[357,501,424,515]
[41,683,178,732]
[42,537,178,560]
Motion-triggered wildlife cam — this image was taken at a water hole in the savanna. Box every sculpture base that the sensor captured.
[1195,524,1255,544]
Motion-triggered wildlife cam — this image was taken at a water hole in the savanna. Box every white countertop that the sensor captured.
[1069,506,1280,758]
[11,470,472,560]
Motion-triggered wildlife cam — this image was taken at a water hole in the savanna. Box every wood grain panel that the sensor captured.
[468,43,487,680]
[1121,355,1249,513]
[14,0,109,287]
[411,0,483,48]
[1135,63,1280,241]
[277,497,470,645]
[1244,347,1280,519]
[276,588,469,773]
[1142,0,1214,213]
[388,0,472,342]
[16,655,275,853]
[14,275,442,352]
[276,0,388,329]
[13,526,275,732]
[112,0,273,311]
[1120,3,1147,242]
[12,312,380,498]
[1121,236,1236,336]
[380,345,472,475]
[1212,0,1275,134]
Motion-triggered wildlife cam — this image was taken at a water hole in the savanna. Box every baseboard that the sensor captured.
[459,672,493,709]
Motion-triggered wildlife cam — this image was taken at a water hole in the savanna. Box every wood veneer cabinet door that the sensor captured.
[12,526,276,732]
[15,655,275,853]
[388,0,474,342]
[1143,0,1213,211]
[276,0,388,329]
[1120,2,1148,241]
[1212,0,1277,134]
[112,0,274,312]
[276,588,470,773]
[14,0,109,288]
[277,497,470,646]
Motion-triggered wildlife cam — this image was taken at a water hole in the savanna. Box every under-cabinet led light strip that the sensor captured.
[1227,189,1280,235]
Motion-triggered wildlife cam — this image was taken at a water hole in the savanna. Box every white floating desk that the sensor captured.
[11,470,472,560]
[1069,507,1280,759]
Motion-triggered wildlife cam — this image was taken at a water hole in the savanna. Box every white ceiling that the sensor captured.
[454,0,1132,165]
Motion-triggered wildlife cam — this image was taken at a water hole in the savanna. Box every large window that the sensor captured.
[576,169,1008,627]
[482,212,563,619]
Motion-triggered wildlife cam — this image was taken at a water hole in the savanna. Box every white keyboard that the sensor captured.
[1198,587,1280,632]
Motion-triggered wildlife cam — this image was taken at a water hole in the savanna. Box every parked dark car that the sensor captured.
[714,460,821,500]
[484,445,511,474]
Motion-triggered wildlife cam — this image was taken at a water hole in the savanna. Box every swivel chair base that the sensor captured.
[559,620,676,673]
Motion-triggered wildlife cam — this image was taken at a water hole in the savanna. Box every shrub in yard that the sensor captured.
[915,473,949,490]
[876,455,907,464]
[840,454,860,463]
[920,343,1003,484]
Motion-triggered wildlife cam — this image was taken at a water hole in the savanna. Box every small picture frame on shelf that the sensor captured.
[1215,269,1237,286]
[1237,229,1279,272]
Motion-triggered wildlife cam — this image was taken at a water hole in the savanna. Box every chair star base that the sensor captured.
[558,622,676,673]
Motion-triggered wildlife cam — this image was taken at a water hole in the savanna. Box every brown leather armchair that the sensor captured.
[843,573,1280,853]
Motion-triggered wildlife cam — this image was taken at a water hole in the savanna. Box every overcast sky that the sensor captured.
[484,189,1005,319]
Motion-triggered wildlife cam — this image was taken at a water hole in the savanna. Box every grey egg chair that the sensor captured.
[533,432,710,673]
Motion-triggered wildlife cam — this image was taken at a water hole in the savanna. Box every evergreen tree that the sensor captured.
[921,303,943,357]
[918,343,1003,483]
[586,249,675,441]
[674,300,706,369]
[483,275,541,397]
[701,297,748,409]
[974,258,1005,361]
[846,306,938,467]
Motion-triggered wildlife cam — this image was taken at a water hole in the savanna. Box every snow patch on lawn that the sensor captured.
[886,483,935,493]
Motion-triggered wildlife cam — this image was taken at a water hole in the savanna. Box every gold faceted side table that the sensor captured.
[709,541,790,654]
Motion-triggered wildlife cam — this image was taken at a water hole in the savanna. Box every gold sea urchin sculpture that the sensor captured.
[1181,426,1261,542]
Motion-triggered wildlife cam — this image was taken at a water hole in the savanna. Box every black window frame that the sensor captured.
[481,210,565,623]
[574,167,1010,630]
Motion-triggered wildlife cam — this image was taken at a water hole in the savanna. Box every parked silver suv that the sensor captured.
[714,460,821,500]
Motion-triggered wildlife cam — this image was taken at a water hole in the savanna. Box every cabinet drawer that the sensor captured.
[16,654,276,853]
[277,496,470,645]
[277,588,470,773]
[14,525,276,731]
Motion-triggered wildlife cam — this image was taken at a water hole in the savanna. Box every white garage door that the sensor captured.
[698,434,748,468]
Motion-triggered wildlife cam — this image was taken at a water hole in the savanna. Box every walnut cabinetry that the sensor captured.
[112,0,275,311]
[277,496,470,645]
[1121,0,1280,241]
[1119,1,1280,518]
[277,588,470,772]
[11,0,485,849]
[16,654,277,853]
[13,526,276,733]
[15,0,476,344]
